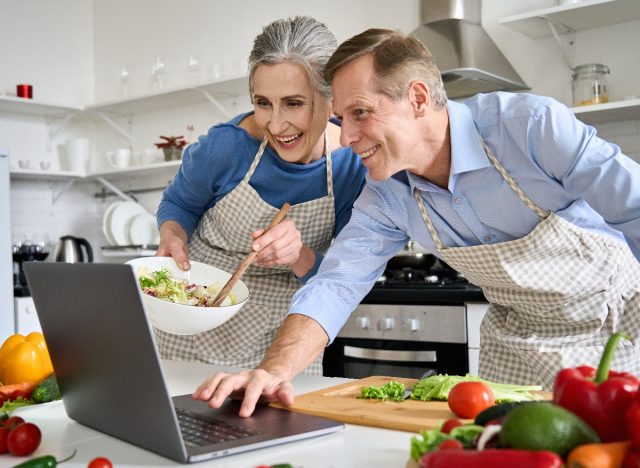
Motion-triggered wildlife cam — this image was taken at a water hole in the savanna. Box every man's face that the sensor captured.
[332,54,418,180]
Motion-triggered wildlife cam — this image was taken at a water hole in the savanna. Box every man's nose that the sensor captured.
[339,121,359,148]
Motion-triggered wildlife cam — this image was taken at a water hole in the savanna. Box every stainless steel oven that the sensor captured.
[323,250,486,379]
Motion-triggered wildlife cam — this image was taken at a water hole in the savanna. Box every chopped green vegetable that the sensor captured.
[410,423,484,461]
[410,374,543,402]
[360,381,406,401]
[31,374,61,403]
[0,397,32,418]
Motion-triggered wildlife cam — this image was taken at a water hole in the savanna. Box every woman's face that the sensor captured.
[252,62,331,164]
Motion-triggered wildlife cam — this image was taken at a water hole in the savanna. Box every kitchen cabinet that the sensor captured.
[499,0,640,125]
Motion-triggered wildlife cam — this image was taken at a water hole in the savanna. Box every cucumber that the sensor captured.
[474,401,530,426]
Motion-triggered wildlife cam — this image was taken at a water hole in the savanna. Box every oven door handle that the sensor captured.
[343,346,437,362]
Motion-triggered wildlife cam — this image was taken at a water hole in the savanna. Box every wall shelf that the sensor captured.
[86,75,248,115]
[571,97,640,125]
[0,95,82,116]
[499,0,640,38]
[10,160,180,182]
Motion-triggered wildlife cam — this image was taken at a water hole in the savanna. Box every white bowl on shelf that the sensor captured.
[126,256,249,335]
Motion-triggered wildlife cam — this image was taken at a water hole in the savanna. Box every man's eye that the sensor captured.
[354,108,369,119]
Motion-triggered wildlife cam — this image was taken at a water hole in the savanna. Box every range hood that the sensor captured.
[412,0,528,99]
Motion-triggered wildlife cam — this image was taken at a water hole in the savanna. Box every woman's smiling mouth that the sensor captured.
[274,132,302,147]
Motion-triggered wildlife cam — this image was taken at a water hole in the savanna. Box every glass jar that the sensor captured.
[572,64,610,107]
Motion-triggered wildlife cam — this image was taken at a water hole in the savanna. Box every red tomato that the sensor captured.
[0,426,9,454]
[440,418,464,434]
[438,438,464,450]
[2,416,25,429]
[7,422,41,456]
[88,457,114,468]
[447,382,495,419]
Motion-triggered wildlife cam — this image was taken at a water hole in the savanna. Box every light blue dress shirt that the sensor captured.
[288,92,640,341]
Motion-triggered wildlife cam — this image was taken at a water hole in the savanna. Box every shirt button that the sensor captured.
[454,197,462,205]
[483,235,491,242]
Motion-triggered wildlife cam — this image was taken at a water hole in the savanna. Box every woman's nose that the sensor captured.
[268,108,287,134]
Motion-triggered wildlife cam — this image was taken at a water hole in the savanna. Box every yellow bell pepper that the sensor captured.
[0,332,54,385]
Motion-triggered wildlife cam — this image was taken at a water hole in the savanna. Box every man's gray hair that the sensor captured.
[248,16,337,100]
[324,28,447,110]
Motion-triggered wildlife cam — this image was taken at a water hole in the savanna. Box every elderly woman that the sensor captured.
[155,16,365,374]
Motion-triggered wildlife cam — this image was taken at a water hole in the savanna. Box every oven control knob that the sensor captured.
[378,317,395,330]
[408,318,420,331]
[356,316,370,329]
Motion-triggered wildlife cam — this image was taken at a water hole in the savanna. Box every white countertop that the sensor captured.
[10,360,416,467]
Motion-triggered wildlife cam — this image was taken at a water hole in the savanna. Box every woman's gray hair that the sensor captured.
[248,16,337,100]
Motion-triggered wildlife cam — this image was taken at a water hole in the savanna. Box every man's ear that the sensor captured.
[408,81,430,115]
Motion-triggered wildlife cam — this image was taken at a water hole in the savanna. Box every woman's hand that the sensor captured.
[157,221,191,270]
[251,219,315,276]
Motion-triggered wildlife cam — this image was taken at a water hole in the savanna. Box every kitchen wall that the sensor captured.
[2,0,640,261]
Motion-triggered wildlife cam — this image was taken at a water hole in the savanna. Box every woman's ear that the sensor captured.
[408,81,430,115]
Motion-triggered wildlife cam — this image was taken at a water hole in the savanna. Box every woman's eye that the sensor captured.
[286,101,303,108]
[255,99,271,108]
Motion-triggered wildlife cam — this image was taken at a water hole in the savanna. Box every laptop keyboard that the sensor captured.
[176,408,259,447]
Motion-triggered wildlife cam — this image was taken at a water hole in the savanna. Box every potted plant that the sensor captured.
[155,135,187,161]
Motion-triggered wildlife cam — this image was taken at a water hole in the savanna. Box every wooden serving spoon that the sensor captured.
[211,202,291,307]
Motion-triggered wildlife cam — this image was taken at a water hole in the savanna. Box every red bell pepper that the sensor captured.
[418,449,562,468]
[626,392,640,449]
[553,332,640,442]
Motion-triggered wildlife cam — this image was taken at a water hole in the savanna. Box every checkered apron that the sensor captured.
[414,141,640,389]
[155,136,335,375]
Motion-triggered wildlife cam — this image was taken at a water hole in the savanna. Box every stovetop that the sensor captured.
[363,264,486,305]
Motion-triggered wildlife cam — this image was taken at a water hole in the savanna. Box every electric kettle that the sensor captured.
[54,235,94,263]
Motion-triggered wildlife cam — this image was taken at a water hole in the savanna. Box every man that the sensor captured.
[193,29,640,417]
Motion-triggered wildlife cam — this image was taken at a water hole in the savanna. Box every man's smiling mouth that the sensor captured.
[358,144,380,160]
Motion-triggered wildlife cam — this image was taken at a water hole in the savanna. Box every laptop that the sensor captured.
[24,262,343,463]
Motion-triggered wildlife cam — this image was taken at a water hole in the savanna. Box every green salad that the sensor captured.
[136,267,238,307]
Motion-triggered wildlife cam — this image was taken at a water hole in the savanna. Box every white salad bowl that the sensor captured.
[125,256,249,335]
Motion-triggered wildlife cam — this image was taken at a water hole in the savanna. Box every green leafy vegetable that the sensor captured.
[410,423,484,461]
[360,381,406,401]
[410,374,543,402]
[0,397,33,419]
[31,374,61,403]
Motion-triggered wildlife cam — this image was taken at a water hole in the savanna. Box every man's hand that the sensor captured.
[191,315,328,417]
[192,369,294,417]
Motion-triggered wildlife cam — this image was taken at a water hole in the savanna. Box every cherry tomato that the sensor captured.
[10,389,31,401]
[0,426,9,454]
[7,422,42,456]
[440,418,464,434]
[2,415,25,429]
[447,381,495,419]
[438,438,464,450]
[88,457,114,468]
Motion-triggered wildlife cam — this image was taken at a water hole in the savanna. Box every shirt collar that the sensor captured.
[407,99,491,193]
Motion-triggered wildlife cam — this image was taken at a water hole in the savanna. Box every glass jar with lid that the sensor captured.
[572,63,610,107]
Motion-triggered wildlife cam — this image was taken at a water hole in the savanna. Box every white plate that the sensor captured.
[108,202,147,246]
[102,201,122,246]
[128,212,159,245]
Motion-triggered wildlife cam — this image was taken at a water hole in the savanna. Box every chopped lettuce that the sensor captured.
[410,423,484,461]
[136,267,237,307]
[360,381,406,401]
[410,374,543,402]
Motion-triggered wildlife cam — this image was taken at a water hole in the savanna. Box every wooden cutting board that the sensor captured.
[271,375,463,433]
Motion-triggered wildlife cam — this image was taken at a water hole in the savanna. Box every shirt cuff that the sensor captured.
[296,251,324,285]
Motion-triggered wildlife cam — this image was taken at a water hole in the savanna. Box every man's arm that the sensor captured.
[192,314,328,417]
